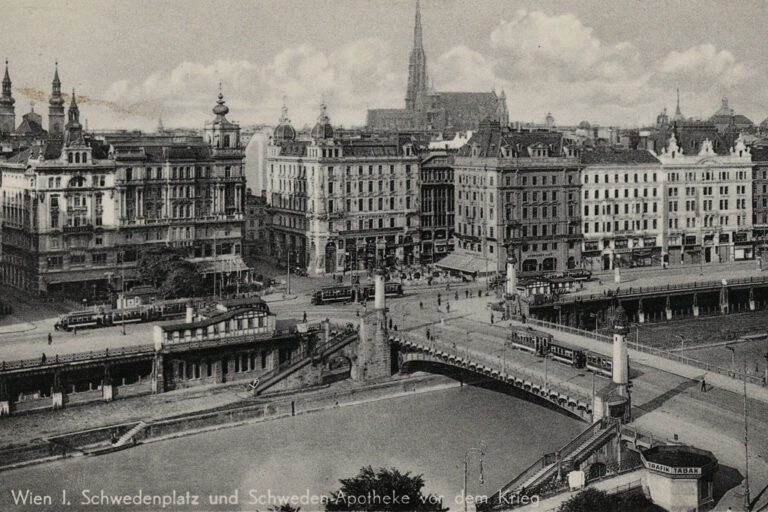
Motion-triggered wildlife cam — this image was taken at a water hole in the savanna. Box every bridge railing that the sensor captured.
[0,344,156,372]
[525,317,765,386]
[546,274,768,304]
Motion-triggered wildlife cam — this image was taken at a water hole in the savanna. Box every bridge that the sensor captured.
[391,333,594,421]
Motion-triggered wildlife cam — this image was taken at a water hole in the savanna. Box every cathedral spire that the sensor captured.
[413,0,423,50]
[405,0,429,112]
[0,59,15,133]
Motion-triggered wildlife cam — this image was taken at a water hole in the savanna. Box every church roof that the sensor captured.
[15,117,47,137]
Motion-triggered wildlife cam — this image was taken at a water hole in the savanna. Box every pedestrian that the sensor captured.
[490,313,494,325]
[388,318,393,329]
[426,328,431,340]
[522,314,527,324]
[701,378,706,392]
[465,289,469,299]
[73,326,77,335]
[455,291,459,301]
[437,293,442,306]
[446,302,450,313]
[41,352,47,364]
[302,311,307,322]
[478,289,482,298]
[47,332,52,345]
[419,301,423,310]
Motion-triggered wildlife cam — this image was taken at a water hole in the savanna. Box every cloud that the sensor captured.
[489,9,640,81]
[96,39,405,130]
[658,44,752,87]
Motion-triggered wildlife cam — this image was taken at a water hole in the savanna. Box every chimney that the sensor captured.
[185,301,194,323]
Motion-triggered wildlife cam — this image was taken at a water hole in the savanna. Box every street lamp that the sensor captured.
[673,334,688,353]
[463,442,486,512]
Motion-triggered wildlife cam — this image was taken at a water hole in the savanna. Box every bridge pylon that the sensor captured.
[351,269,393,381]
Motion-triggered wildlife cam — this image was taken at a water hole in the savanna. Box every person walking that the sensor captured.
[437,293,442,306]
[446,302,450,313]
[419,301,423,310]
[490,313,494,325]
[47,333,52,345]
[465,289,469,299]
[41,352,47,365]
[302,311,307,322]
[455,291,459,301]
[700,377,707,392]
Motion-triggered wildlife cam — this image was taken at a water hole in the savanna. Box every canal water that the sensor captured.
[1,386,583,511]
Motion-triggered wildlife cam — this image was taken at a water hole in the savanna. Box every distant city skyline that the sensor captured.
[2,0,767,131]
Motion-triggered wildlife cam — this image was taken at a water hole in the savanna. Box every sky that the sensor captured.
[2,0,768,132]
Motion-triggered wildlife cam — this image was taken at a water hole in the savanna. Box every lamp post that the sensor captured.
[742,356,751,511]
[673,334,687,353]
[463,442,486,512]
[120,250,126,336]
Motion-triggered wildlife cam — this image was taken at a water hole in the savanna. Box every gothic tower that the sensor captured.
[497,89,509,127]
[48,63,65,137]
[64,89,84,146]
[405,0,429,112]
[0,60,16,134]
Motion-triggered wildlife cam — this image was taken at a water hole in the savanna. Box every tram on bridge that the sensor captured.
[508,325,612,377]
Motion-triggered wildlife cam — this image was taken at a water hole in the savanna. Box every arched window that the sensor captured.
[74,153,80,164]
[224,135,230,147]
[82,152,87,163]
[68,153,73,163]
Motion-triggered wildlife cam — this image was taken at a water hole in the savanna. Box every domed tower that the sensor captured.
[310,101,333,141]
[0,60,16,134]
[272,104,296,142]
[204,84,240,149]
[48,62,65,137]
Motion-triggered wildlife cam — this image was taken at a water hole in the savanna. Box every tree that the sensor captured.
[269,505,300,512]
[159,266,206,299]
[326,466,447,511]
[137,248,189,288]
[560,488,616,512]
[135,247,204,299]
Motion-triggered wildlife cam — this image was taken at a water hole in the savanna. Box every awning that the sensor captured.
[194,257,250,274]
[44,268,137,285]
[435,252,496,275]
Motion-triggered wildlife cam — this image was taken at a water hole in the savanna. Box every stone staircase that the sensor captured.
[113,421,146,447]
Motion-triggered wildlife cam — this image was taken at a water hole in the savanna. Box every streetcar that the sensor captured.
[311,282,404,305]
[311,286,355,305]
[508,326,553,356]
[586,352,613,377]
[548,340,587,368]
[54,297,206,331]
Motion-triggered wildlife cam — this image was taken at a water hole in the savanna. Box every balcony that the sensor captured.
[63,224,94,234]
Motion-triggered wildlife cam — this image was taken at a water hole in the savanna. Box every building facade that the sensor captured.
[267,104,421,274]
[244,190,268,260]
[0,82,246,296]
[752,141,768,260]
[580,149,663,270]
[443,120,582,276]
[656,134,753,266]
[419,151,454,263]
